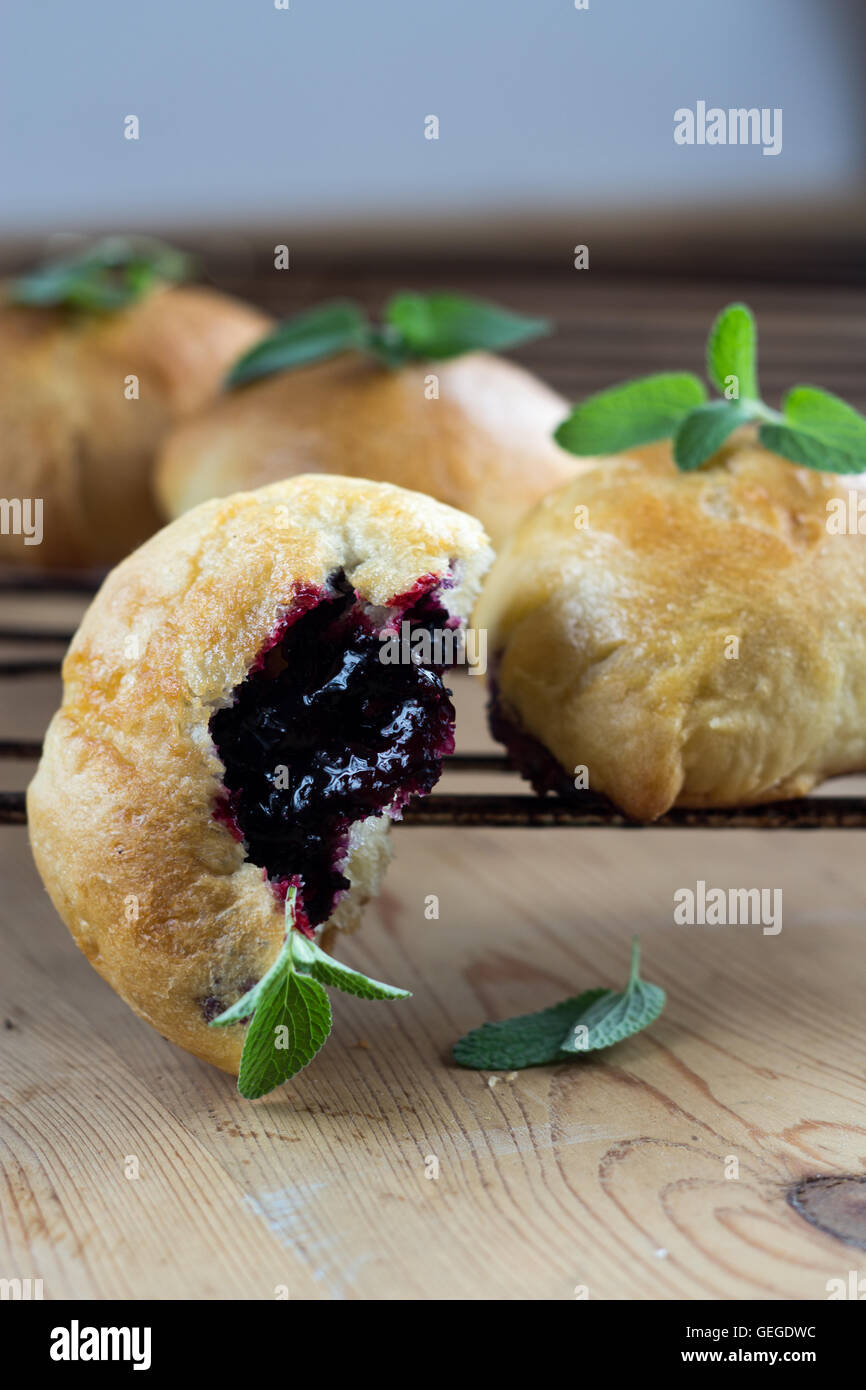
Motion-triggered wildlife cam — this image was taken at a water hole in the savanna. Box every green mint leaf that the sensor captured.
[207,939,292,1028]
[559,939,665,1053]
[554,373,707,457]
[706,302,759,401]
[6,236,193,313]
[210,889,409,1097]
[237,969,332,1100]
[454,938,665,1070]
[292,933,411,1001]
[363,323,417,369]
[673,399,759,471]
[226,300,368,388]
[758,423,863,475]
[453,988,610,1070]
[381,291,549,361]
[781,386,866,458]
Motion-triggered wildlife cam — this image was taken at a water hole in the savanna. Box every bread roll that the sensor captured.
[476,439,866,819]
[0,285,271,568]
[156,349,584,547]
[28,475,492,1072]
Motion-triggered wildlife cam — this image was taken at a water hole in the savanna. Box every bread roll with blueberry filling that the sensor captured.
[476,440,866,820]
[27,475,492,1073]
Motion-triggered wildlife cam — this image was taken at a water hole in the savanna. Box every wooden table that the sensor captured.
[2,271,866,1300]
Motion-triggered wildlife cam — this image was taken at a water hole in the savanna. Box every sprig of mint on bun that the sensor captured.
[226,292,550,387]
[555,302,866,473]
[6,236,194,313]
[210,888,411,1099]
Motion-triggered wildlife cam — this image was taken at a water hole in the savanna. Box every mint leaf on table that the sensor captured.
[6,236,193,313]
[453,988,609,1070]
[554,374,707,456]
[225,291,552,387]
[706,301,759,401]
[453,938,664,1071]
[209,888,411,1099]
[554,301,866,476]
[225,301,368,387]
[558,939,665,1054]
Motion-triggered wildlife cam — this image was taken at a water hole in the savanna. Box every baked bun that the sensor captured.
[476,439,866,820]
[0,285,271,569]
[28,475,492,1073]
[156,349,583,547]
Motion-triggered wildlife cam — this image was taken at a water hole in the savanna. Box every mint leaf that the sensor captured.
[453,939,665,1070]
[558,301,866,479]
[237,969,332,1100]
[673,399,758,471]
[208,937,292,1028]
[781,386,866,457]
[209,889,411,1097]
[554,373,707,457]
[382,291,549,361]
[7,236,193,313]
[225,291,550,386]
[453,989,609,1070]
[706,302,759,401]
[559,940,665,1053]
[292,933,411,1001]
[758,423,863,475]
[226,301,368,388]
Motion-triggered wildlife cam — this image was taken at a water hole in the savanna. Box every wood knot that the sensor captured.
[787,1175,866,1249]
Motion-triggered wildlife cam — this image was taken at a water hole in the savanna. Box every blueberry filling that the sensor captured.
[210,571,455,928]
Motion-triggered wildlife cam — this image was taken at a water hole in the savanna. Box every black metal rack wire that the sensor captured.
[2,570,866,830]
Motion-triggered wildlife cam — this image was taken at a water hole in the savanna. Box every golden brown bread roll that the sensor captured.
[28,475,492,1074]
[156,349,584,547]
[475,438,866,819]
[0,285,271,569]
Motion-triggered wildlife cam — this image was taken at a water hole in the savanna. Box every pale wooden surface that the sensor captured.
[2,592,866,1301]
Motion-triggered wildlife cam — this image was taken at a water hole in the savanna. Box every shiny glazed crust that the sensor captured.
[156,349,587,546]
[0,285,271,568]
[27,475,492,1073]
[475,439,866,820]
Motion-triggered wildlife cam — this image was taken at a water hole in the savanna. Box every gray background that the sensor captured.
[1,0,864,238]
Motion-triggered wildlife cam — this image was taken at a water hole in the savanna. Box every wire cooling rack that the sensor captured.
[2,570,866,830]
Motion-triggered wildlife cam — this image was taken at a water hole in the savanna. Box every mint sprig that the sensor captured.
[453,938,664,1071]
[225,301,369,387]
[6,236,193,313]
[555,302,866,475]
[554,373,707,455]
[226,291,549,388]
[210,888,410,1099]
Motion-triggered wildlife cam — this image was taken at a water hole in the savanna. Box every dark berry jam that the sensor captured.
[210,572,455,928]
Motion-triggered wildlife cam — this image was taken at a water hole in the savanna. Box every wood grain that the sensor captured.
[2,276,866,1300]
